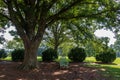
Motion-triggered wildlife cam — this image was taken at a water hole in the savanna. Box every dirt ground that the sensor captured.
[0,61,104,80]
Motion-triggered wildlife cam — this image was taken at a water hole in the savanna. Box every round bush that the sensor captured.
[68,47,86,62]
[95,49,116,63]
[95,53,101,61]
[42,48,58,62]
[11,49,24,62]
[0,49,7,59]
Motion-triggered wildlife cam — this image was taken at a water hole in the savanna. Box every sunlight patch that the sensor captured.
[0,75,5,78]
[100,68,106,71]
[53,70,68,75]
[18,79,27,80]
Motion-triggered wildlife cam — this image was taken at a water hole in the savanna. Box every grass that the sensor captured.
[2,56,42,61]
[85,57,120,80]
[2,56,11,61]
[85,57,96,62]
[113,58,120,64]
[37,56,42,61]
[2,56,120,80]
[99,66,120,80]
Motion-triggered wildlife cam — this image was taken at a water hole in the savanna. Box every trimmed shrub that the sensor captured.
[11,49,24,62]
[0,49,7,59]
[95,49,116,63]
[95,53,101,61]
[42,48,58,62]
[68,47,86,62]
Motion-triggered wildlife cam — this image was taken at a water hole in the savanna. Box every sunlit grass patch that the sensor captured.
[85,57,96,62]
[113,58,120,64]
[55,56,71,62]
[2,57,11,61]
[37,56,42,61]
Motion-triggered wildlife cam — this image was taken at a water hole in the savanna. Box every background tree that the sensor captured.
[44,19,96,56]
[100,37,110,50]
[68,19,95,47]
[44,21,70,51]
[85,37,108,56]
[5,28,24,50]
[0,0,119,70]
[113,34,120,57]
[6,39,23,50]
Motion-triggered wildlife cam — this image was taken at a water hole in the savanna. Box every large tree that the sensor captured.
[0,0,119,70]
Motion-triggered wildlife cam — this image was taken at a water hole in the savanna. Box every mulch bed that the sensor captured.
[0,61,104,80]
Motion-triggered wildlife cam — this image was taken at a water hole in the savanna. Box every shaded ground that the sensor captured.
[0,61,104,80]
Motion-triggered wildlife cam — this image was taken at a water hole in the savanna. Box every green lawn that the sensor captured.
[85,57,120,80]
[85,57,96,62]
[2,56,11,61]
[85,57,120,64]
[2,56,42,61]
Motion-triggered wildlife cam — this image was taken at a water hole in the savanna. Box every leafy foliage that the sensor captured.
[44,21,71,50]
[0,35,5,44]
[85,37,110,57]
[11,49,24,62]
[113,34,120,52]
[95,48,116,63]
[0,49,7,59]
[6,39,24,49]
[42,48,58,62]
[68,47,86,62]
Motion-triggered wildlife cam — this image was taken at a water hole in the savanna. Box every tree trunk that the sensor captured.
[18,40,40,70]
[54,44,58,51]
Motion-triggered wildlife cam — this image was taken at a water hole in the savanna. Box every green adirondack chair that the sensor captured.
[59,56,69,69]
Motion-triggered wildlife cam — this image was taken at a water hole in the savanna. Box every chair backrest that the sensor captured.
[59,57,69,67]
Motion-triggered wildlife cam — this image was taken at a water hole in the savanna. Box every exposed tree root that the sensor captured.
[17,63,39,71]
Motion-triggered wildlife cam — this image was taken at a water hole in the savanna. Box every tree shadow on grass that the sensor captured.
[99,66,120,80]
[85,62,120,80]
[95,62,117,65]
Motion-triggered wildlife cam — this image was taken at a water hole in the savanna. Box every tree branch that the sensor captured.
[4,0,29,42]
[57,7,119,20]
[0,13,11,20]
[13,0,25,22]
[47,0,84,25]
[47,0,58,11]
[55,0,83,16]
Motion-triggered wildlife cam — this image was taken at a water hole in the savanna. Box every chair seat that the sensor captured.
[59,57,69,68]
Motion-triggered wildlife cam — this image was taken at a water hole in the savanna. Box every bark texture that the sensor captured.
[18,41,40,70]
